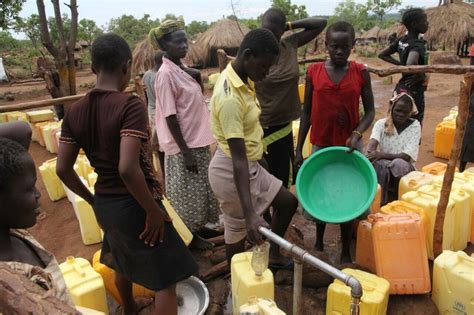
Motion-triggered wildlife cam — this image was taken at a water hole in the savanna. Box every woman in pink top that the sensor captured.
[150,20,220,246]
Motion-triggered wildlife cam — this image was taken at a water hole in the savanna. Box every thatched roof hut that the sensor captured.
[361,26,381,40]
[194,19,250,67]
[131,39,203,75]
[424,2,474,48]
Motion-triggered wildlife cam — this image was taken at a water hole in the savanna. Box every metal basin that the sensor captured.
[177,276,209,315]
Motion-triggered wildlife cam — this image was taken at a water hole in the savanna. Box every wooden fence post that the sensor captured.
[433,73,473,257]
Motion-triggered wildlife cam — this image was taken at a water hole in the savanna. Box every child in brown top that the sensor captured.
[56,33,197,315]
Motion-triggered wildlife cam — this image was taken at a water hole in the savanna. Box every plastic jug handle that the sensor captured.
[67,256,86,277]
[386,214,417,221]
[457,253,474,265]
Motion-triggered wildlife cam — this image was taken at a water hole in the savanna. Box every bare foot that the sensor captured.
[121,297,153,315]
[189,234,215,250]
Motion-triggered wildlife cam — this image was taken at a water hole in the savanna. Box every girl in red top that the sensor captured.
[295,21,375,263]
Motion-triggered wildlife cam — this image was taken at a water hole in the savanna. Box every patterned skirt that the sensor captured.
[165,146,220,233]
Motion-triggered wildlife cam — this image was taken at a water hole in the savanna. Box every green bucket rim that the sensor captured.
[296,146,377,223]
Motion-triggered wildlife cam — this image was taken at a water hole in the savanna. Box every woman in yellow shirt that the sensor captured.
[209,29,298,267]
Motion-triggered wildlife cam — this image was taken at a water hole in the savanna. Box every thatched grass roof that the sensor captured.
[195,19,250,67]
[424,2,474,48]
[361,26,381,39]
[379,3,473,48]
[131,39,203,75]
[379,23,406,40]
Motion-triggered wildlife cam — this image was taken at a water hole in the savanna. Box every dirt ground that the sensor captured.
[1,55,472,314]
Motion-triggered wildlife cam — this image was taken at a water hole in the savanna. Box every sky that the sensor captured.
[14,0,438,37]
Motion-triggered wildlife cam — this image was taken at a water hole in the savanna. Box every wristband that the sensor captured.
[352,130,363,138]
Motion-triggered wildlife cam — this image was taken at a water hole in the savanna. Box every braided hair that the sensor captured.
[0,137,27,190]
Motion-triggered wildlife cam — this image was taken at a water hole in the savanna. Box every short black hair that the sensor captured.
[326,21,356,42]
[262,8,286,26]
[402,8,426,29]
[0,137,27,190]
[237,28,280,58]
[91,33,131,73]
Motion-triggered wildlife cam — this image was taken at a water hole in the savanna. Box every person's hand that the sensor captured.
[294,152,304,175]
[139,207,171,247]
[345,133,361,153]
[245,212,269,245]
[183,151,198,173]
[366,150,382,162]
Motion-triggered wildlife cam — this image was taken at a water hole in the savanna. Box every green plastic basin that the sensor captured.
[296,146,377,223]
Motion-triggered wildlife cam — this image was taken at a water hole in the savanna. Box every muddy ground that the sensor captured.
[1,55,472,314]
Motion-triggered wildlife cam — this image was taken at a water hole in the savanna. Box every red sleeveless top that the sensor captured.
[307,61,366,146]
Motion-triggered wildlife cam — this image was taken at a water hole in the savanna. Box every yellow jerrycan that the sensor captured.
[432,250,474,315]
[59,256,108,313]
[326,268,390,315]
[398,171,434,199]
[38,158,67,201]
[239,296,285,314]
[231,252,274,315]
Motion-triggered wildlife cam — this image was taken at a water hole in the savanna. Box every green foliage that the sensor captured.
[14,14,41,49]
[329,0,376,31]
[271,0,308,21]
[0,30,19,50]
[366,0,401,25]
[78,19,103,45]
[47,14,72,46]
[107,14,160,46]
[186,20,209,37]
[0,0,26,29]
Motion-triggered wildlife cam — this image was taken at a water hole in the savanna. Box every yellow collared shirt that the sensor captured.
[210,63,264,161]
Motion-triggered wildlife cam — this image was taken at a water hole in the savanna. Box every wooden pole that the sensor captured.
[0,86,137,113]
[433,73,473,257]
[366,65,474,77]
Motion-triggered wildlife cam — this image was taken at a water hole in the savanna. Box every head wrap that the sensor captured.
[148,19,185,49]
[384,92,418,136]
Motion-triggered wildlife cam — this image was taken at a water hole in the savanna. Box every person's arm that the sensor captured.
[165,115,198,173]
[378,44,400,65]
[294,74,313,171]
[56,143,94,205]
[0,121,32,149]
[346,70,375,151]
[367,149,411,162]
[366,136,410,162]
[404,50,425,87]
[118,136,170,246]
[227,138,268,245]
[366,138,379,153]
[288,18,327,48]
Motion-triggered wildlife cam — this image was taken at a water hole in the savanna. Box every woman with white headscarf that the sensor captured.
[366,92,421,205]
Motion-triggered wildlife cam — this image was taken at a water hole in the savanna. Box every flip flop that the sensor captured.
[269,259,294,271]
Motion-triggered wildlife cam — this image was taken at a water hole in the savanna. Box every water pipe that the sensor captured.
[258,226,362,315]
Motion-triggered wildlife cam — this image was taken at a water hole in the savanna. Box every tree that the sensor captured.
[330,0,376,31]
[0,0,26,29]
[14,14,42,50]
[271,0,308,21]
[0,31,19,50]
[186,20,209,37]
[78,18,102,45]
[108,14,160,46]
[366,0,401,28]
[36,0,78,110]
